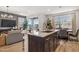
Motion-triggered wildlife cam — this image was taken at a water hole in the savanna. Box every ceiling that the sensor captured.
[0,6,79,16]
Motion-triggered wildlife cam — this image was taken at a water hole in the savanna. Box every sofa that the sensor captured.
[5,30,24,45]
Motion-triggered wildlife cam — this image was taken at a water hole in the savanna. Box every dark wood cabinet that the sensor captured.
[28,35,44,52]
[28,31,59,52]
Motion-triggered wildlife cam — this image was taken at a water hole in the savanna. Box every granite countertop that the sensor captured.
[27,29,59,37]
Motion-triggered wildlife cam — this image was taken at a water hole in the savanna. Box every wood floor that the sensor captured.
[0,34,28,52]
[0,42,24,52]
[56,40,79,52]
[0,39,79,52]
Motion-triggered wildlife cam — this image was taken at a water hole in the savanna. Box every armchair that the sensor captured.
[68,29,79,41]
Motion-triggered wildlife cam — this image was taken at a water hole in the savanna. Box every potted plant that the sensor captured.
[23,18,28,30]
[46,18,52,30]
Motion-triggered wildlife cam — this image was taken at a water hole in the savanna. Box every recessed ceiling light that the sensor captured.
[59,6,62,8]
[47,9,51,11]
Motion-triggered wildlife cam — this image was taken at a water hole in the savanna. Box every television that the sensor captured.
[1,20,16,27]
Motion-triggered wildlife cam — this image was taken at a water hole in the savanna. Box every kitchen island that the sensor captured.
[28,30,59,52]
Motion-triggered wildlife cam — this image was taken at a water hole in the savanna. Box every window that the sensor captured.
[18,17,25,28]
[28,17,39,30]
[54,14,72,29]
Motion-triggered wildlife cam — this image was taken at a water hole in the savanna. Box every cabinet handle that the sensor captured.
[46,39,49,40]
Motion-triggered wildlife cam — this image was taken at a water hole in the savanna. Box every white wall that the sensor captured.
[38,15,47,30]
[76,10,79,30]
